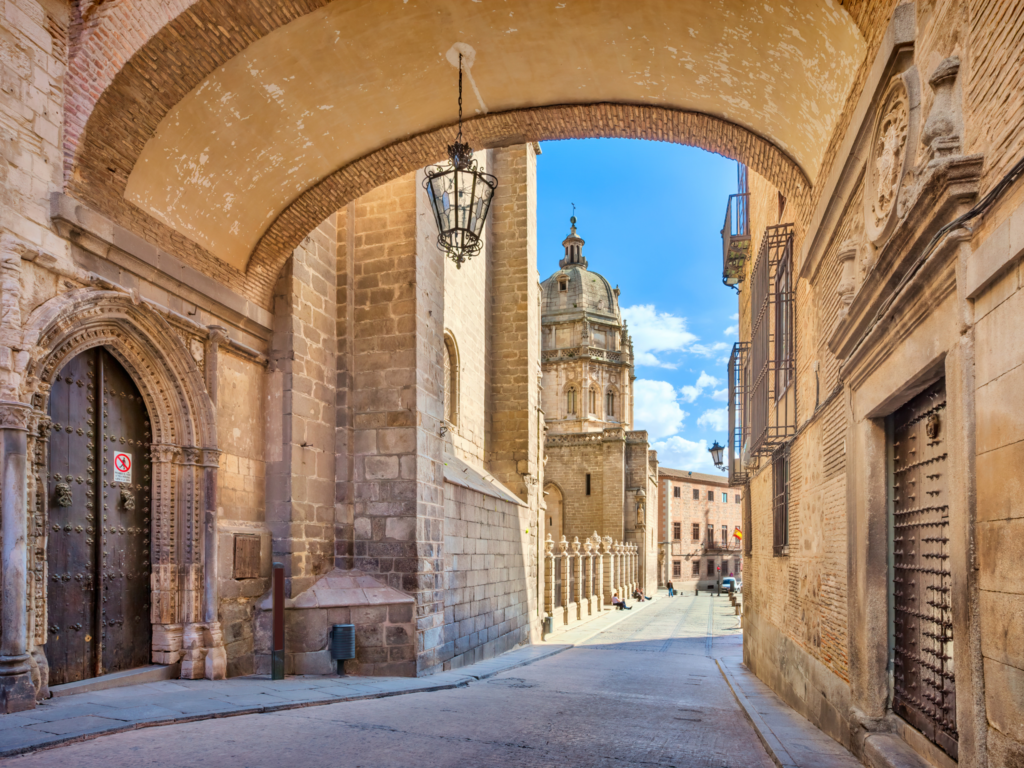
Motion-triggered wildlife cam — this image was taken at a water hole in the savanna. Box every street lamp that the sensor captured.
[423,53,498,269]
[708,440,725,470]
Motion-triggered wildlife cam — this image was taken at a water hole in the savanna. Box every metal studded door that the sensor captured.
[890,379,957,760]
[47,348,152,685]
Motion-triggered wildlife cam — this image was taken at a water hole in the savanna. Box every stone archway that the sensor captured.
[20,289,223,685]
[63,0,869,308]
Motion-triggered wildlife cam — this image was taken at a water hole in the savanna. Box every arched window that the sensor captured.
[588,388,596,415]
[606,389,615,418]
[566,387,577,416]
[443,332,459,426]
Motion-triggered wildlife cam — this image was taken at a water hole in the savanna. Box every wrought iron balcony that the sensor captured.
[722,192,750,287]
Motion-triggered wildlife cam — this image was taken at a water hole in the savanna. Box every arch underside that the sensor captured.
[67,0,868,307]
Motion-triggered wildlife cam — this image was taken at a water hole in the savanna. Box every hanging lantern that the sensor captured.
[708,440,725,470]
[423,53,498,269]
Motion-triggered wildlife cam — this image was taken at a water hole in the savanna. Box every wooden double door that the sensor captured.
[46,348,153,685]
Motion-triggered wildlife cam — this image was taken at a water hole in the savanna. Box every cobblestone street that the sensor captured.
[1,594,777,768]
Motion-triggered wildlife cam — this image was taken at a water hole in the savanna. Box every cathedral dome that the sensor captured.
[540,217,621,323]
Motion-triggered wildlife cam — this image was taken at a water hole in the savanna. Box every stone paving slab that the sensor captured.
[0,637,591,759]
[717,655,862,768]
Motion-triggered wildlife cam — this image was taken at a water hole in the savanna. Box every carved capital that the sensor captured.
[200,448,222,468]
[179,446,201,465]
[0,401,32,431]
[151,443,179,464]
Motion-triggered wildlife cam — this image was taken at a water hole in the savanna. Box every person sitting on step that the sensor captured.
[611,592,631,610]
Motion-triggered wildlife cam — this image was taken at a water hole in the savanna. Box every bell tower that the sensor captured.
[559,213,587,269]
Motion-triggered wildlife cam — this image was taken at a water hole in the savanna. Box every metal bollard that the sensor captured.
[272,562,285,680]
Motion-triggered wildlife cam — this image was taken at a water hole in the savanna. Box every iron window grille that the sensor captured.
[749,223,797,458]
[707,559,715,577]
[673,561,681,577]
[727,341,749,484]
[691,560,700,577]
[673,486,680,498]
[692,488,699,500]
[673,522,681,540]
[772,445,790,556]
[707,490,714,501]
[691,523,700,541]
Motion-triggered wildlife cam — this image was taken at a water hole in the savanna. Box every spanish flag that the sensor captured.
[733,527,743,540]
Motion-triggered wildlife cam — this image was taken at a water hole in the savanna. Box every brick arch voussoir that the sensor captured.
[249,103,813,306]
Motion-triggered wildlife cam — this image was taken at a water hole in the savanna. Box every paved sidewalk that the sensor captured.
[718,655,862,768]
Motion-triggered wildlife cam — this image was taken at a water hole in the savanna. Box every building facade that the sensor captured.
[657,468,743,592]
[540,219,659,597]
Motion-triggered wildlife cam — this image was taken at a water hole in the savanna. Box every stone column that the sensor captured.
[602,536,613,605]
[559,536,570,624]
[0,401,35,712]
[593,534,604,611]
[583,538,593,616]
[572,537,583,620]
[150,444,183,666]
[543,535,555,622]
[201,447,226,680]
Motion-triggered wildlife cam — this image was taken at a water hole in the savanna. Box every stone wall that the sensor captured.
[442,480,533,670]
[266,217,338,599]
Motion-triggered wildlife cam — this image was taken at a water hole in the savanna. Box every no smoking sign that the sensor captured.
[113,452,132,484]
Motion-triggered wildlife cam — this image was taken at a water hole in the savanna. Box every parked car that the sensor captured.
[721,577,737,593]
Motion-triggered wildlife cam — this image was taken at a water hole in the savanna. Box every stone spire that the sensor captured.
[558,210,587,269]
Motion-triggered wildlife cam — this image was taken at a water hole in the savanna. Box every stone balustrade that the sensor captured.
[542,533,640,633]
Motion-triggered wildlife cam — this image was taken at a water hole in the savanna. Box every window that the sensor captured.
[747,224,796,458]
[773,447,789,555]
[585,473,591,496]
[558,278,568,292]
[566,387,577,416]
[691,560,700,577]
[443,333,459,426]
[673,486,680,498]
[722,525,728,546]
[707,559,715,577]
[673,561,681,577]
[738,559,742,573]
[722,492,728,503]
[692,488,699,500]
[723,559,731,576]
[775,244,793,395]
[606,390,615,417]
[672,522,681,540]
[707,490,714,501]
[691,523,700,541]
[588,388,597,415]
[735,494,741,503]
[706,524,714,546]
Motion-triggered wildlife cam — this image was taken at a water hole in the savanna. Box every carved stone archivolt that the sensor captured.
[19,289,221,682]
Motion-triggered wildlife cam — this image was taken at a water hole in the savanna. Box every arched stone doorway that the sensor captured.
[46,347,153,685]
[21,289,222,689]
[544,483,564,545]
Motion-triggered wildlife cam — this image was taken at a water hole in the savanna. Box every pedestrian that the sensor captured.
[667,580,675,597]
[612,592,631,610]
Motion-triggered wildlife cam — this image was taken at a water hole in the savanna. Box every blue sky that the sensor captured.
[536,139,739,474]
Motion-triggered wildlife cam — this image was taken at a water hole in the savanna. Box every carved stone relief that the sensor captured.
[921,57,962,159]
[865,70,921,245]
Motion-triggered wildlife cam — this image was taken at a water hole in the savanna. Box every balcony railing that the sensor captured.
[722,193,750,287]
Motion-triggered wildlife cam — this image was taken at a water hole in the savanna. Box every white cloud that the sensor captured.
[651,435,722,475]
[633,379,688,439]
[679,371,722,403]
[724,325,737,336]
[621,304,697,368]
[711,388,729,402]
[730,313,739,321]
[697,408,728,432]
[689,341,731,358]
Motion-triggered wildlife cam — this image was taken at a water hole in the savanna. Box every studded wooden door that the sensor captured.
[47,348,153,685]
[891,379,957,760]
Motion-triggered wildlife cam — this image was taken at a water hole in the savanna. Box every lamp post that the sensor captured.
[709,440,725,471]
[423,53,498,268]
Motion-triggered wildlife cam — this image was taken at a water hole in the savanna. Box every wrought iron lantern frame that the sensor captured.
[423,53,498,268]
